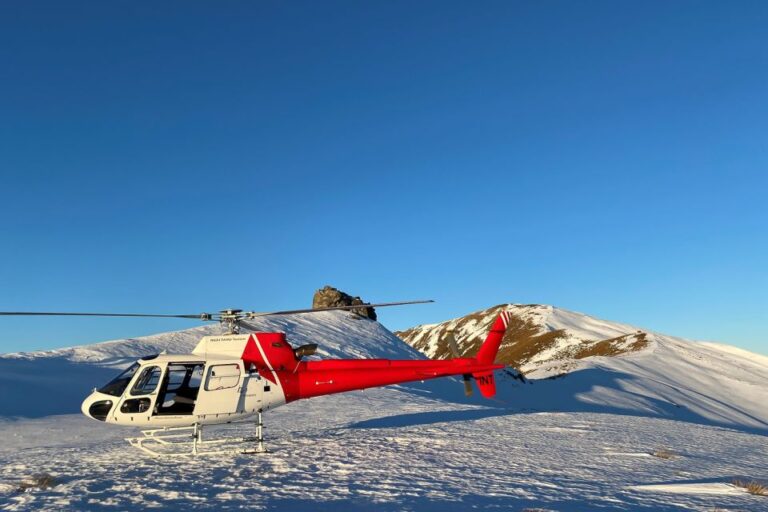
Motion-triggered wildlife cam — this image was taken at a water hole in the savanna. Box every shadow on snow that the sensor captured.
[353,366,768,436]
[0,357,120,417]
[2,355,766,437]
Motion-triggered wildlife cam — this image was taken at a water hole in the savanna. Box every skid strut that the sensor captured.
[125,412,268,457]
[255,411,266,453]
[241,411,268,454]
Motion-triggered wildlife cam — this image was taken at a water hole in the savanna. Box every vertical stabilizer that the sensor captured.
[475,310,510,365]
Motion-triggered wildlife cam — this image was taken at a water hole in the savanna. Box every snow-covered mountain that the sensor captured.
[397,304,660,374]
[397,304,768,433]
[2,307,767,511]
[2,305,767,435]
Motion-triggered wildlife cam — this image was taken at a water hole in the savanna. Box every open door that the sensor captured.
[154,363,204,416]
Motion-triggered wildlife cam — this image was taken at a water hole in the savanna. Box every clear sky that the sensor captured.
[1,1,766,355]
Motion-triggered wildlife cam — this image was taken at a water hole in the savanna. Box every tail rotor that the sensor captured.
[446,330,474,397]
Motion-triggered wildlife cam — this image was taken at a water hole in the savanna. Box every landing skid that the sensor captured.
[126,412,268,457]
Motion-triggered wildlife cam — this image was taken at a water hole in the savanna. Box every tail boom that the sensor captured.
[292,359,502,401]
[241,310,512,402]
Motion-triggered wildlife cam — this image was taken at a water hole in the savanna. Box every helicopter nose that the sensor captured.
[81,392,114,422]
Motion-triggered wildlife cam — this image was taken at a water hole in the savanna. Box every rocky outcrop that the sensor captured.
[312,286,377,320]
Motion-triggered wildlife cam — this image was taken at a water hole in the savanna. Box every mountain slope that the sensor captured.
[398,304,768,432]
[396,304,653,374]
[2,306,767,434]
[2,308,766,511]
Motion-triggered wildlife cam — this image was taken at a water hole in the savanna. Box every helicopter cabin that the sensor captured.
[83,347,277,428]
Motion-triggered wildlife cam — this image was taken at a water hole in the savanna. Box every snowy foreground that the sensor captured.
[1,309,767,511]
[1,388,767,511]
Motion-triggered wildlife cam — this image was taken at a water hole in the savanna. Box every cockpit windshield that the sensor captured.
[98,362,140,397]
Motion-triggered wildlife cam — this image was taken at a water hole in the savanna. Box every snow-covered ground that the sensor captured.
[1,309,767,511]
[2,389,767,511]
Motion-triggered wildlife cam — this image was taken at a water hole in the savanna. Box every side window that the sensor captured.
[121,398,152,414]
[130,366,162,395]
[205,364,241,391]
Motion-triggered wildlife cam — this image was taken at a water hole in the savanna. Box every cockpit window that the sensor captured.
[98,363,140,397]
[130,366,162,396]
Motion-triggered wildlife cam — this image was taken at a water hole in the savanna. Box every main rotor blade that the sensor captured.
[244,300,434,318]
[0,299,435,322]
[0,311,213,320]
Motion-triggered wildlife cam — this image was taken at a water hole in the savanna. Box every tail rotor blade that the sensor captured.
[447,331,473,396]
[463,374,473,397]
[446,330,461,358]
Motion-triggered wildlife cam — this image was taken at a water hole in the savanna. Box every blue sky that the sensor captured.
[1,1,766,354]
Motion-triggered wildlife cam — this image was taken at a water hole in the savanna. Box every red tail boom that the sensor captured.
[241,311,511,402]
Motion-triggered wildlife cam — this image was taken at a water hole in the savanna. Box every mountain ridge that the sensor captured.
[397,303,681,374]
[1,306,766,434]
[397,303,768,432]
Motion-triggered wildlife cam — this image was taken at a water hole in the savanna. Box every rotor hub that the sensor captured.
[219,309,244,334]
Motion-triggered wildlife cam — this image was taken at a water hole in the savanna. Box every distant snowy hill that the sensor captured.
[397,304,768,433]
[0,312,426,418]
[397,304,658,373]
[2,306,767,434]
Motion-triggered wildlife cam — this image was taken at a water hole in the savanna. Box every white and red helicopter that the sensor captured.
[1,302,512,456]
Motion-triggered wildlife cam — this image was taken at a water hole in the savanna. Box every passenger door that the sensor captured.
[194,362,243,418]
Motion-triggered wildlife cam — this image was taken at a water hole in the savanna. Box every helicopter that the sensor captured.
[1,302,512,456]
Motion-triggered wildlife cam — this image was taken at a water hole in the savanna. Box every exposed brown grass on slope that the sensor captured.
[571,332,649,359]
[732,479,768,496]
[396,304,650,371]
[651,448,677,459]
[16,473,59,492]
[396,305,566,370]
